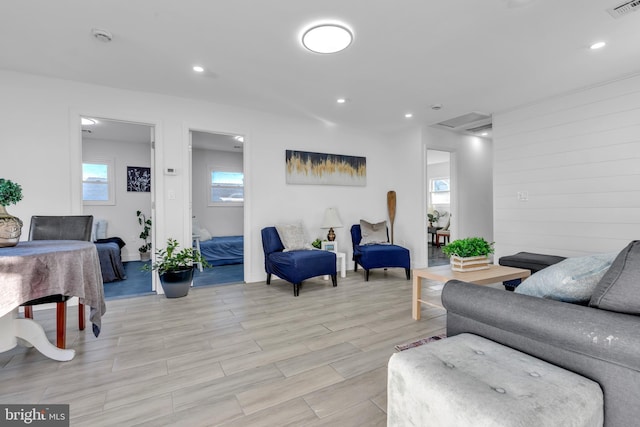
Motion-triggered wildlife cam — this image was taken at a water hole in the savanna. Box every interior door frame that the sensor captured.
[185,125,249,284]
[70,109,161,292]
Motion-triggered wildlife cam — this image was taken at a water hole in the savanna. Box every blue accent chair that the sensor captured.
[261,227,337,296]
[351,224,411,281]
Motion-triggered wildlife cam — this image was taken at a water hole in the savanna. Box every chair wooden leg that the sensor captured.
[78,303,85,331]
[266,273,271,285]
[365,270,370,281]
[24,306,33,319]
[405,268,411,280]
[331,275,337,287]
[293,283,300,297]
[56,302,67,349]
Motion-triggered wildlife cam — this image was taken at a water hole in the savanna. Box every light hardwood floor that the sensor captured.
[0,269,447,426]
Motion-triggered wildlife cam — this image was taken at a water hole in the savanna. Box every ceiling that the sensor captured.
[4,0,640,134]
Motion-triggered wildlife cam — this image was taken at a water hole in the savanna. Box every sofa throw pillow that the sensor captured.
[275,223,311,251]
[359,219,388,245]
[515,253,616,303]
[590,240,640,314]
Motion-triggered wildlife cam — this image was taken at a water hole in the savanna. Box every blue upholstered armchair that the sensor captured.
[351,224,411,281]
[261,226,337,296]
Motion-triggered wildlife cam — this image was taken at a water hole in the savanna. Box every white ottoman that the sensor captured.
[388,334,603,427]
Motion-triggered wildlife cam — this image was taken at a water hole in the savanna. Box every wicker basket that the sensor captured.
[450,255,490,272]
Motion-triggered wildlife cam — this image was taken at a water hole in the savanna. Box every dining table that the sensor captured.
[0,240,106,361]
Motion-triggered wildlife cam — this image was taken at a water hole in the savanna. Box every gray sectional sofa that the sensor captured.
[442,241,640,427]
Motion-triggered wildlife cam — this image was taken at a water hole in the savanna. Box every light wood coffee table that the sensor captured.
[412,264,531,320]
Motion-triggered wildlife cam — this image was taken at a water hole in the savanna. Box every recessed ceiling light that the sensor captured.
[81,118,97,126]
[234,135,244,142]
[405,113,413,118]
[481,132,489,136]
[193,65,205,73]
[590,41,606,50]
[302,23,353,54]
[337,98,347,104]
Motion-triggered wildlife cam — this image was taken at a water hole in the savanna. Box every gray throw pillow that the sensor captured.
[590,240,640,314]
[359,220,388,245]
[515,253,616,303]
[275,223,311,251]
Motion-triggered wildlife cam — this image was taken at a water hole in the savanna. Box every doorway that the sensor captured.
[81,117,155,298]
[427,150,451,267]
[190,130,245,286]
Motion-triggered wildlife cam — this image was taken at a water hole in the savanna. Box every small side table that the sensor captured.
[324,252,346,280]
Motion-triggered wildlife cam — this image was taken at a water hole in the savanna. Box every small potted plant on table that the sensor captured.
[0,178,24,247]
[146,238,209,298]
[442,237,494,272]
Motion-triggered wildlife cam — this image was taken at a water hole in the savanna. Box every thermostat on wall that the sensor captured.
[165,167,177,175]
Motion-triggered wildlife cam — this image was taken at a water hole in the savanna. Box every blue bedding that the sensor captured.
[199,235,244,266]
[95,241,126,282]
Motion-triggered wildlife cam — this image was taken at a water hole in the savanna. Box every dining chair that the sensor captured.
[21,215,94,348]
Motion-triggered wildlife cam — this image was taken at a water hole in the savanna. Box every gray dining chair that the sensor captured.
[21,215,93,348]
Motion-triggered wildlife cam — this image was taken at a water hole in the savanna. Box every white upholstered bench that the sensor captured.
[388,333,603,427]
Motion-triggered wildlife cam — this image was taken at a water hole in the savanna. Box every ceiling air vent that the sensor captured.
[466,123,493,134]
[437,112,490,129]
[607,0,640,19]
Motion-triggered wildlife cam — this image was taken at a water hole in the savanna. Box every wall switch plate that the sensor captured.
[517,191,529,201]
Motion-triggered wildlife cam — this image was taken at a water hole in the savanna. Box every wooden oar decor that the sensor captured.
[387,190,397,244]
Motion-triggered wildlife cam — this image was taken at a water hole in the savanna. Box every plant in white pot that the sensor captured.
[145,238,209,298]
[136,210,152,261]
[0,178,24,247]
[442,237,494,272]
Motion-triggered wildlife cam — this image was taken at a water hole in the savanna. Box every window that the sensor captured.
[429,178,450,205]
[209,169,244,206]
[83,160,115,205]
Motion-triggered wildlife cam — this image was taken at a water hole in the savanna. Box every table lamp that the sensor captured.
[321,207,343,241]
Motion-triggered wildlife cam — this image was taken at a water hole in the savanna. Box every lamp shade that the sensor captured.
[321,207,343,229]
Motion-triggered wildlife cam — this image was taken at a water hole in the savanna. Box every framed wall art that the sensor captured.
[127,166,151,192]
[285,150,366,186]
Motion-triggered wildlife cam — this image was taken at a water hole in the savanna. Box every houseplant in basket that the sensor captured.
[442,237,494,272]
[145,238,209,298]
[0,178,24,247]
[136,210,152,261]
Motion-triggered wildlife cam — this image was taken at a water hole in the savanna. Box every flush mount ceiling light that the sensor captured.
[81,118,97,126]
[336,98,347,104]
[590,41,606,50]
[404,113,413,118]
[234,135,244,142]
[302,23,353,54]
[193,65,205,73]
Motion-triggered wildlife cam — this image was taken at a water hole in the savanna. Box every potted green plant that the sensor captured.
[145,238,209,298]
[136,210,152,261]
[442,237,495,272]
[427,210,441,227]
[0,178,24,247]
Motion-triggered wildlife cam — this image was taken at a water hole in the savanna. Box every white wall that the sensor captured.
[0,70,423,284]
[191,147,243,237]
[493,72,640,260]
[82,138,152,261]
[0,70,496,283]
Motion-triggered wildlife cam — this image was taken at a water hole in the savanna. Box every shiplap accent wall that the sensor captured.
[493,73,640,261]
